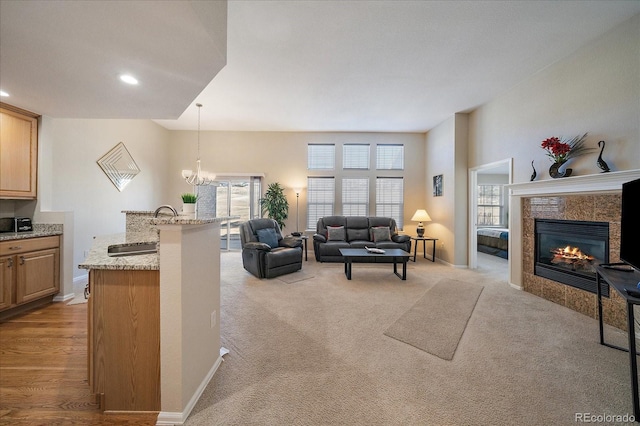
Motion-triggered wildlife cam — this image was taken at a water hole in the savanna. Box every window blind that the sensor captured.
[343,144,370,169]
[308,144,335,170]
[342,178,369,216]
[477,184,503,226]
[376,177,404,228]
[307,177,335,229]
[376,144,404,170]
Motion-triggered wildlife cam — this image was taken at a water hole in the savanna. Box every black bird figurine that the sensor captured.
[530,160,537,181]
[597,140,611,173]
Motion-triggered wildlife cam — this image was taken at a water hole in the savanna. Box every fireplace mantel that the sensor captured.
[506,169,640,289]
[506,169,640,197]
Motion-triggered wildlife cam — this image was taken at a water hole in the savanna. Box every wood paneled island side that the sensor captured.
[79,216,235,423]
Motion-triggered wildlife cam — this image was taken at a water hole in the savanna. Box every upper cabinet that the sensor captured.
[0,103,39,200]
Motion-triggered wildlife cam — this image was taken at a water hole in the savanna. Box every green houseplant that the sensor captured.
[181,192,198,216]
[181,193,198,204]
[260,182,289,229]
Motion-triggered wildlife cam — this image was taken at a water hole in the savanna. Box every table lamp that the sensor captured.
[411,209,432,237]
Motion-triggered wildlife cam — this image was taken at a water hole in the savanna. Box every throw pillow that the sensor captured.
[256,228,279,248]
[327,225,346,241]
[371,226,391,242]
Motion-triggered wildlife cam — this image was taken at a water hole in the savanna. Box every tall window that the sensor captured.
[307,142,406,230]
[307,177,335,230]
[342,178,369,216]
[376,144,404,170]
[343,144,369,169]
[477,185,503,226]
[308,144,335,170]
[376,177,404,228]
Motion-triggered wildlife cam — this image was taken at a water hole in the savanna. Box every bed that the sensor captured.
[477,227,509,259]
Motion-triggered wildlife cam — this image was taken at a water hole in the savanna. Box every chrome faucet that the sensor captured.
[154,205,178,218]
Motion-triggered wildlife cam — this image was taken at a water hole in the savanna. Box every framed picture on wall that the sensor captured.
[433,174,443,197]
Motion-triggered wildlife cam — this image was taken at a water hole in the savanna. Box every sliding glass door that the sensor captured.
[197,177,261,250]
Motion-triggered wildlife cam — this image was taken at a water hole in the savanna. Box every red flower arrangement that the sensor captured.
[541,133,592,163]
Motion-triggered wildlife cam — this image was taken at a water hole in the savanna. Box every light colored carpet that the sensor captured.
[185,251,635,425]
[277,270,315,284]
[384,278,483,360]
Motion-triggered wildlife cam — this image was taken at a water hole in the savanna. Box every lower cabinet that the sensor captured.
[87,268,160,412]
[0,236,60,314]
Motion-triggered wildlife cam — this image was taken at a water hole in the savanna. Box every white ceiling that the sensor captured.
[2,1,639,133]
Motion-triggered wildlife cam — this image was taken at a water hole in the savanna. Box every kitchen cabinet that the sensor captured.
[87,269,160,412]
[0,236,60,315]
[0,103,39,199]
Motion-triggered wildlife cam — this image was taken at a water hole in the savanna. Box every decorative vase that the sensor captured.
[549,161,572,179]
[182,202,196,217]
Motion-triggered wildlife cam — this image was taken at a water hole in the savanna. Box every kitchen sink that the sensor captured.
[107,242,157,257]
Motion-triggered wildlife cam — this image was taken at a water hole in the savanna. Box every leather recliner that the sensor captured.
[239,218,303,278]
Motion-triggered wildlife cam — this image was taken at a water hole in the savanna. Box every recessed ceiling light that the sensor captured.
[0,90,9,97]
[119,74,139,85]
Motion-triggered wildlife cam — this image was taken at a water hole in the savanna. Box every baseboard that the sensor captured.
[53,292,75,302]
[509,282,522,290]
[53,274,88,302]
[155,355,224,425]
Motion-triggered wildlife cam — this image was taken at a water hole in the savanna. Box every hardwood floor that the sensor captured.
[0,302,158,425]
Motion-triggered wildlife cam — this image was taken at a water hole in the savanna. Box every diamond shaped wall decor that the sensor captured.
[97,142,140,192]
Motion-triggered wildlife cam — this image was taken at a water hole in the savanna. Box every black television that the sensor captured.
[620,177,640,273]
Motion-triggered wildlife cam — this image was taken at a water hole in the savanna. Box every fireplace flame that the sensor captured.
[551,245,595,261]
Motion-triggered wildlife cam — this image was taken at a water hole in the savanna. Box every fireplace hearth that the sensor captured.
[535,219,609,296]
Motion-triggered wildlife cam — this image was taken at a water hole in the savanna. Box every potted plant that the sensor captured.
[260,182,289,229]
[181,192,198,217]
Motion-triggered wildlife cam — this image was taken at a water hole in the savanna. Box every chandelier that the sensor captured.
[181,103,215,185]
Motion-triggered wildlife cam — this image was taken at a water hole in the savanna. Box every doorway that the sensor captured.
[468,158,512,270]
[197,176,262,250]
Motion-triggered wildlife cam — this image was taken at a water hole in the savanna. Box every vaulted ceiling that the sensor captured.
[2,1,639,132]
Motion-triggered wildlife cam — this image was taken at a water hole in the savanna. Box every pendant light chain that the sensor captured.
[181,103,215,185]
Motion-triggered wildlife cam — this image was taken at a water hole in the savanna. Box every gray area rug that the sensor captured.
[384,278,484,360]
[277,270,315,283]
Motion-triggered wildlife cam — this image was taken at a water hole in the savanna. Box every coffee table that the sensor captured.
[339,248,411,280]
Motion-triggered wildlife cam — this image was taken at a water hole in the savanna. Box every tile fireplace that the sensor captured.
[506,170,640,331]
[534,219,609,296]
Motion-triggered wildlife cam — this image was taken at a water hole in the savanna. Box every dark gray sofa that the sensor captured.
[313,216,411,262]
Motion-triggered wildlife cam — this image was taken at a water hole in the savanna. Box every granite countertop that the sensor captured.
[78,232,159,271]
[149,215,239,226]
[79,216,238,271]
[0,227,63,242]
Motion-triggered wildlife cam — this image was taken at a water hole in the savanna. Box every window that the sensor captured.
[307,177,335,229]
[477,185,503,226]
[376,177,404,228]
[376,144,404,170]
[307,143,406,230]
[343,144,369,169]
[308,144,335,170]
[342,178,369,216]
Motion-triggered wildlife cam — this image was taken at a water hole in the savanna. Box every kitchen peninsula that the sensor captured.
[79,214,236,424]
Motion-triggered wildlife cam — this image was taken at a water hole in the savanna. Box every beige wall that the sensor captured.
[46,118,172,284]
[422,113,469,266]
[422,13,640,267]
[424,116,456,264]
[168,130,427,234]
[38,124,425,283]
[468,13,640,182]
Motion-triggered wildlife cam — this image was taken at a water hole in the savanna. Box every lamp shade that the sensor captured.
[411,209,432,222]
